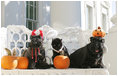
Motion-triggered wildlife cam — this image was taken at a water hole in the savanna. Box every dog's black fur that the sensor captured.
[24,35,51,69]
[69,37,105,68]
[51,38,69,62]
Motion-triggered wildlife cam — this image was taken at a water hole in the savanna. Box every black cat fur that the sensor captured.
[23,35,51,69]
[69,37,105,68]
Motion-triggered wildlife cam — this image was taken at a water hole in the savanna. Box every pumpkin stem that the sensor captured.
[5,48,12,56]
[12,49,17,56]
[21,49,27,57]
[98,26,101,29]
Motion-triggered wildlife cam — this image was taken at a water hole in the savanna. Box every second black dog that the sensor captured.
[69,37,105,68]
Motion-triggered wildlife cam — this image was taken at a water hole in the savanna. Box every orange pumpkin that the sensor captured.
[53,55,70,69]
[92,26,106,37]
[17,57,29,69]
[1,56,18,70]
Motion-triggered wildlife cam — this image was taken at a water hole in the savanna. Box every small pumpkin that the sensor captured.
[1,48,18,70]
[92,26,106,37]
[16,57,29,69]
[53,55,70,69]
[16,49,29,69]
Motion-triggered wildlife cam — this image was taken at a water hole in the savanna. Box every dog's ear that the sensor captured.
[101,39,105,43]
[37,35,42,39]
[90,37,94,42]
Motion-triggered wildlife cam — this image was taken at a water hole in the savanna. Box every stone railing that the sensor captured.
[5,25,92,61]
[1,25,95,64]
[7,25,32,56]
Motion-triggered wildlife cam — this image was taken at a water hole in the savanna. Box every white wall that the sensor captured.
[38,1,51,28]
[51,1,81,31]
[4,1,26,27]
[50,1,111,32]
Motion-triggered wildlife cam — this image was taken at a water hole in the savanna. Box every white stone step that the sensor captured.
[1,68,109,75]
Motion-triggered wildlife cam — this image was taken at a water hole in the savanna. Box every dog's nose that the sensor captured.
[96,50,99,53]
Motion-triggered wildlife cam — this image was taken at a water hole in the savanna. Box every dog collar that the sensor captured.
[52,45,64,55]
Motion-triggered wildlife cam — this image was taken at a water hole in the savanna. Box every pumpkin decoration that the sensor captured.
[53,55,70,69]
[1,48,18,70]
[92,26,106,37]
[16,49,29,69]
[16,57,29,69]
[1,56,17,70]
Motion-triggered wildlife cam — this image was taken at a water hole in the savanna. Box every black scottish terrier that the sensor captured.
[23,35,51,69]
[69,37,105,68]
[51,38,69,62]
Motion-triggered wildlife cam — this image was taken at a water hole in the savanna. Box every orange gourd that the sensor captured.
[1,48,18,70]
[1,48,29,70]
[92,26,106,37]
[17,57,29,69]
[1,56,18,70]
[53,55,70,69]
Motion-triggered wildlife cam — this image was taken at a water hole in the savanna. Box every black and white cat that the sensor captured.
[51,38,69,62]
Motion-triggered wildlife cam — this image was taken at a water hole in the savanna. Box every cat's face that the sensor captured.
[51,38,62,50]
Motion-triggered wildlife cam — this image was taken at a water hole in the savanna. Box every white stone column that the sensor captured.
[96,1,101,27]
[104,14,117,75]
[81,1,86,30]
